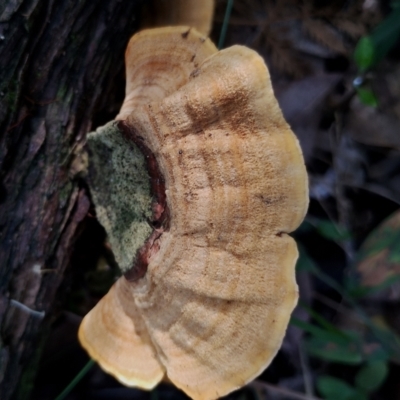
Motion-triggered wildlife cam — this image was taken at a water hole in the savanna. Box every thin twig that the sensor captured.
[6,112,31,131]
[24,95,57,106]
[10,299,45,319]
[313,292,362,323]
[350,182,400,205]
[331,111,357,263]
[250,380,323,400]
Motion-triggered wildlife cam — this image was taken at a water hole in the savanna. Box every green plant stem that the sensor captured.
[151,389,159,400]
[54,359,95,400]
[218,0,234,49]
[299,340,314,397]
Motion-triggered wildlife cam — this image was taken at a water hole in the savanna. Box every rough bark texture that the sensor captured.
[0,1,144,399]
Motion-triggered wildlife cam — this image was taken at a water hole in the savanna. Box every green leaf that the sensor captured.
[347,393,369,400]
[368,326,400,364]
[291,317,354,345]
[307,218,351,242]
[356,86,378,107]
[369,7,400,64]
[358,213,400,260]
[349,275,400,299]
[364,344,390,363]
[317,376,367,400]
[305,336,363,365]
[388,248,400,263]
[354,36,375,72]
[392,0,400,9]
[355,361,388,392]
[354,7,400,71]
[299,303,360,341]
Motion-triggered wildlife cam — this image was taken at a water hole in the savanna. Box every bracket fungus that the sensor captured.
[79,27,309,400]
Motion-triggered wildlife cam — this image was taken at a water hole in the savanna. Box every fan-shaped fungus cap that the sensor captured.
[116,26,218,120]
[79,26,308,400]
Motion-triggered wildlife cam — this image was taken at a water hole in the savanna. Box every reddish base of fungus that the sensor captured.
[117,120,170,282]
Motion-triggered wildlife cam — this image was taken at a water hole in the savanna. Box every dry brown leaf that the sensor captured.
[302,19,348,55]
[263,29,310,78]
[345,98,400,150]
[333,18,366,39]
[357,210,400,288]
[215,0,376,77]
[355,210,400,303]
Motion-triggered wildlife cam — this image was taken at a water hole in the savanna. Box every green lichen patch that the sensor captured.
[87,121,152,273]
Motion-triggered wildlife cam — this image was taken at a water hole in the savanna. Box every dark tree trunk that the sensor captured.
[0,1,144,399]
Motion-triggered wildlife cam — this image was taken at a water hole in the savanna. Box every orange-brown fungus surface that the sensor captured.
[79,27,309,400]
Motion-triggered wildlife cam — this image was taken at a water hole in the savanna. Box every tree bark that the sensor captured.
[0,1,144,399]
